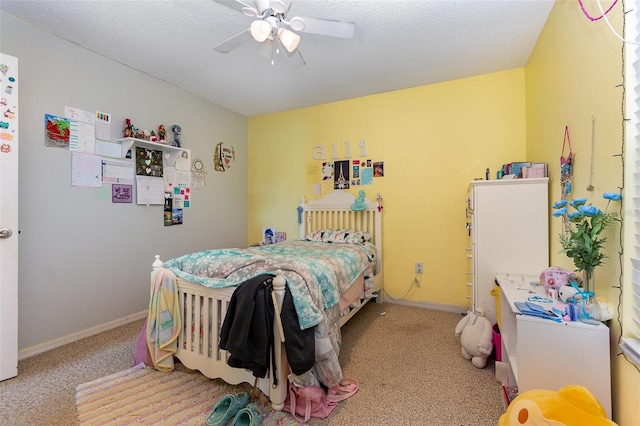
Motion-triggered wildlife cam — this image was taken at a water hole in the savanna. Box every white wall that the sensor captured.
[1,12,249,350]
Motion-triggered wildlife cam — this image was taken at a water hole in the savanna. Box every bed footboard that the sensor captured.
[152,257,288,411]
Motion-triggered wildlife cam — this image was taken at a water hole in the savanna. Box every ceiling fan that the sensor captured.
[213,0,356,67]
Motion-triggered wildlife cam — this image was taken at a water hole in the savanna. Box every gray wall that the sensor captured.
[1,12,249,349]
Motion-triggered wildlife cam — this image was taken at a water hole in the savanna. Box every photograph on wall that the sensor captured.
[263,226,276,245]
[373,161,384,177]
[321,161,334,181]
[172,208,183,225]
[352,160,360,186]
[44,114,70,148]
[135,146,163,177]
[111,184,132,203]
[334,160,350,189]
[164,192,173,226]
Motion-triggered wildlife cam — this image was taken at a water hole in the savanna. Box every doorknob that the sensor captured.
[0,228,13,239]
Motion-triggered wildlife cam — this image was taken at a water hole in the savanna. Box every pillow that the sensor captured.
[304,229,372,244]
[304,230,326,242]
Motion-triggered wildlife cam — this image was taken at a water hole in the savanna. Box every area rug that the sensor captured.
[76,363,302,425]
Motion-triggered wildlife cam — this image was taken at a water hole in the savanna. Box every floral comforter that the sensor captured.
[163,240,376,330]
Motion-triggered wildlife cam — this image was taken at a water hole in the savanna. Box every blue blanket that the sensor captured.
[164,240,374,329]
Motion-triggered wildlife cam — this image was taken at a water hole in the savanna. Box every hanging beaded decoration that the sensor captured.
[560,126,574,230]
[191,158,207,189]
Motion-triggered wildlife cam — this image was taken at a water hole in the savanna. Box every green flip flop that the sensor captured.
[232,403,264,426]
[206,392,250,426]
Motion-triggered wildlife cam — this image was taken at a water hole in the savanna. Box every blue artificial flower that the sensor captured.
[568,211,584,222]
[603,192,622,201]
[552,200,568,209]
[553,207,567,217]
[570,198,587,207]
[579,205,601,217]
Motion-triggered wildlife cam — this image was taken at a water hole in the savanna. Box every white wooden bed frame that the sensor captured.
[150,190,383,410]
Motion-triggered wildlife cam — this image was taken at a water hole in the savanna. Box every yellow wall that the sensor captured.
[249,69,527,309]
[526,1,637,423]
[248,1,638,423]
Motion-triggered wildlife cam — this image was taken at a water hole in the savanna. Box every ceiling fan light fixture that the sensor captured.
[270,0,291,14]
[288,16,305,32]
[250,20,272,42]
[277,27,300,53]
[241,6,258,18]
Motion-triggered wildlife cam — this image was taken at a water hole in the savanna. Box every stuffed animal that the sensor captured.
[454,313,493,368]
[499,385,617,425]
[558,284,580,303]
[540,266,577,291]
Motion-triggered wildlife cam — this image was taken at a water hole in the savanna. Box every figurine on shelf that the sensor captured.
[124,118,135,138]
[158,124,167,144]
[135,128,147,140]
[149,130,158,142]
[171,124,182,148]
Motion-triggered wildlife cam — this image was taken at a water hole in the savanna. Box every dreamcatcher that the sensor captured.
[191,157,207,189]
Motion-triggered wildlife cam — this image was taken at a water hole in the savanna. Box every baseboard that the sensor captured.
[18,310,147,361]
[381,296,467,315]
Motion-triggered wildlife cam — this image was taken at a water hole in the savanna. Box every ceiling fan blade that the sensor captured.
[257,39,274,58]
[214,0,258,17]
[214,29,253,53]
[291,16,355,38]
[286,48,306,68]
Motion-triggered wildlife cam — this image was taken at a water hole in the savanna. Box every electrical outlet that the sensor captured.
[415,262,423,274]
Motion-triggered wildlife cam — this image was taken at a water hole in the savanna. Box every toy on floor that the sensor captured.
[454,313,493,368]
[499,385,617,426]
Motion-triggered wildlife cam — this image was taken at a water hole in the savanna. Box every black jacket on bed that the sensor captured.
[219,274,315,380]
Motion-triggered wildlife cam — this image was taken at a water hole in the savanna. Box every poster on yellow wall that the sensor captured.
[334,160,349,189]
[306,162,320,183]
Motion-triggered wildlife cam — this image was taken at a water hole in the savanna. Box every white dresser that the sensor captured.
[466,178,549,325]
[496,274,612,418]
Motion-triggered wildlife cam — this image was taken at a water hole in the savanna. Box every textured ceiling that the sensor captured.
[0,0,554,117]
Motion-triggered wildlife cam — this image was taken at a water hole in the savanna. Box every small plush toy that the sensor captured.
[540,266,577,291]
[558,284,580,303]
[454,313,493,368]
[499,385,617,426]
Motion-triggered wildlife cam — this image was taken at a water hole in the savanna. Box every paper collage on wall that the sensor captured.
[311,156,384,196]
[0,54,18,155]
[163,152,192,226]
[40,103,195,226]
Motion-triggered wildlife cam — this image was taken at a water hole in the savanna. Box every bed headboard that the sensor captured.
[298,190,383,275]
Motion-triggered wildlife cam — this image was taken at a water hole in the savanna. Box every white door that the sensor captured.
[0,53,19,381]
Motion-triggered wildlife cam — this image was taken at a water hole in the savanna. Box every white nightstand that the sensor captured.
[496,273,611,418]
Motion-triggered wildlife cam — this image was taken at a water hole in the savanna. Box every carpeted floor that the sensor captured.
[76,363,300,425]
[0,302,505,425]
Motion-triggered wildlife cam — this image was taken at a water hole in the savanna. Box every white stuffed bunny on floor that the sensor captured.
[454,313,493,368]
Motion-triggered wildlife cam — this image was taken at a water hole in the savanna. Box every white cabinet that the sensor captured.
[497,274,612,418]
[466,178,549,325]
